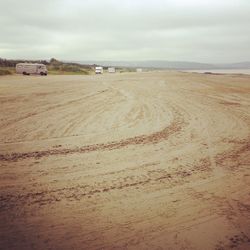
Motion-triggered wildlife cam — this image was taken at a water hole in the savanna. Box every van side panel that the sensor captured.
[15,63,47,75]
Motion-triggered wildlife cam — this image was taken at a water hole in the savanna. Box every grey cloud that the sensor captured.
[0,0,250,62]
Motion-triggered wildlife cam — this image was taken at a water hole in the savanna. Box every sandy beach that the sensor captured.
[0,71,249,249]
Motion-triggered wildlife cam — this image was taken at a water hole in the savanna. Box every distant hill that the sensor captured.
[2,58,250,71]
[72,60,250,70]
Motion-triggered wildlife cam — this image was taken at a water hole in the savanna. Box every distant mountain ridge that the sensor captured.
[2,58,250,70]
[70,60,250,70]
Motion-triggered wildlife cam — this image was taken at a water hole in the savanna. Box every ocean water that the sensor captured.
[182,69,250,75]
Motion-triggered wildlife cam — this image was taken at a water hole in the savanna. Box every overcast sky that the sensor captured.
[0,0,250,63]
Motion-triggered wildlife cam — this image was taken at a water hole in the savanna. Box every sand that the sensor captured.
[0,71,249,249]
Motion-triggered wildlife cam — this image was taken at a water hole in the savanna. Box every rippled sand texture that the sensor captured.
[0,72,250,249]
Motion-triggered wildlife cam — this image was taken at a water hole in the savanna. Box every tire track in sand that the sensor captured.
[0,105,185,162]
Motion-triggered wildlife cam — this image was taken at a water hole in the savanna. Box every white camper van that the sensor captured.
[136,68,143,73]
[108,67,116,73]
[95,66,103,74]
[16,63,48,75]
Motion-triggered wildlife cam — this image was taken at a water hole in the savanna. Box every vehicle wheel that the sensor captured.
[23,72,26,75]
[40,72,44,76]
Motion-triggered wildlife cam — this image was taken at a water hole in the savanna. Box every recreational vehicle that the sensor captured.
[16,63,48,75]
[95,66,103,74]
[108,67,116,73]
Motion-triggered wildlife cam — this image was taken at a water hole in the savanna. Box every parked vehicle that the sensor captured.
[95,66,103,74]
[108,67,116,73]
[16,63,48,75]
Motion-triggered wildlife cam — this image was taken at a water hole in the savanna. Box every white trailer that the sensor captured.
[136,68,142,73]
[95,66,103,74]
[108,67,116,73]
[16,63,47,75]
